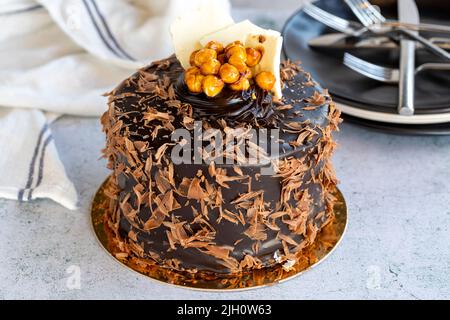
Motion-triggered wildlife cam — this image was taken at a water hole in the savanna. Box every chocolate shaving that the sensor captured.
[187,177,208,200]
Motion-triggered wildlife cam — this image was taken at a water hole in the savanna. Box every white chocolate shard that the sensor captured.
[200,20,265,48]
[170,4,234,69]
[200,20,283,98]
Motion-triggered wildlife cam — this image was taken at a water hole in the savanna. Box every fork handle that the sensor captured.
[400,28,450,61]
[398,39,415,116]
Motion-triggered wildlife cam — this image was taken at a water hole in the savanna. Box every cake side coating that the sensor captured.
[101,56,341,275]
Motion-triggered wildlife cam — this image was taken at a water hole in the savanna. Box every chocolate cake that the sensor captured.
[101,54,341,277]
[100,5,344,279]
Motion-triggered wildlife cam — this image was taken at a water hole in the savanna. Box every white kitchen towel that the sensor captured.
[0,0,231,209]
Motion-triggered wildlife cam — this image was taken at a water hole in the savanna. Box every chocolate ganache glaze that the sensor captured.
[102,56,341,275]
[175,75,275,126]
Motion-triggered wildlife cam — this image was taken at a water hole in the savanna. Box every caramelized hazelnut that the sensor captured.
[255,71,276,91]
[245,48,263,67]
[194,48,217,67]
[200,58,221,75]
[217,53,227,65]
[189,50,199,66]
[219,63,240,84]
[230,76,250,91]
[205,41,224,54]
[185,66,201,76]
[225,44,247,60]
[228,54,248,73]
[185,72,204,93]
[225,41,244,52]
[202,75,224,97]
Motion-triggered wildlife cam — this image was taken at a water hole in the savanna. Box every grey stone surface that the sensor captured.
[1,118,449,300]
[1,2,450,300]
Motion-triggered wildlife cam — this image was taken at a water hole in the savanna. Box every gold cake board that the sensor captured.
[91,176,348,291]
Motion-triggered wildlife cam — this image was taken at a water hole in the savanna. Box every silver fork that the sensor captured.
[343,53,450,84]
[344,0,386,27]
[304,2,450,35]
[303,3,367,36]
[304,3,450,51]
[344,0,450,61]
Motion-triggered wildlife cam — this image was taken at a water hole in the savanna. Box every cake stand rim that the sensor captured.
[90,175,348,292]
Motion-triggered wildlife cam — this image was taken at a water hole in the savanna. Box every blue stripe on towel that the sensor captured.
[89,0,135,61]
[18,123,49,201]
[82,0,123,59]
[0,4,43,16]
[28,134,53,201]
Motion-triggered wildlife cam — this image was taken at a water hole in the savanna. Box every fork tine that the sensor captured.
[345,54,391,76]
[343,53,397,83]
[355,0,379,25]
[347,56,392,78]
[357,0,386,24]
[362,0,386,23]
[306,5,342,27]
[343,54,449,82]
[344,0,369,26]
[345,57,394,81]
[345,58,388,78]
[303,4,350,32]
[346,0,383,27]
[344,61,392,82]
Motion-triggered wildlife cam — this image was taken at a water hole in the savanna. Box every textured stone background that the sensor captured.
[0,0,449,299]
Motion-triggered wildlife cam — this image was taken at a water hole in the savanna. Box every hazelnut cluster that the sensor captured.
[184,40,276,97]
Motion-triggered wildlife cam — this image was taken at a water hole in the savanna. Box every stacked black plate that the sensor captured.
[281,0,450,135]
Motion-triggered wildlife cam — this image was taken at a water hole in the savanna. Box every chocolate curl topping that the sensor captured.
[174,75,276,126]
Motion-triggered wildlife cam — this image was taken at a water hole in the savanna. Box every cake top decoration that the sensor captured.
[170,9,283,98]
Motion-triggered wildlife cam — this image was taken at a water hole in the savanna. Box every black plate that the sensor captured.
[343,114,450,135]
[282,0,450,115]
